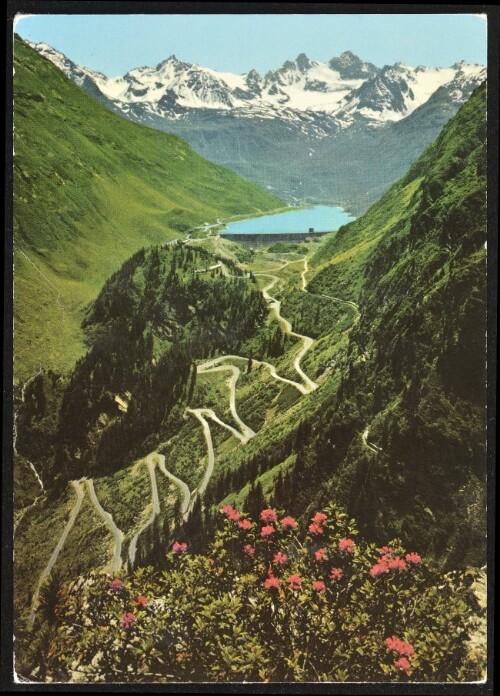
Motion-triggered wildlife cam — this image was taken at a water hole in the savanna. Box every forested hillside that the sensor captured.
[17,245,267,492]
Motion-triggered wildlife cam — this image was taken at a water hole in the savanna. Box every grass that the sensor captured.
[308,177,423,302]
[13,37,282,381]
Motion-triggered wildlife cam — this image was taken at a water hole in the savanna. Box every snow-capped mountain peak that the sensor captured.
[25,40,485,131]
[332,61,484,126]
[328,51,379,80]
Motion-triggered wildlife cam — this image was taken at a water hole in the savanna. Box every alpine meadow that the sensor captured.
[11,20,488,686]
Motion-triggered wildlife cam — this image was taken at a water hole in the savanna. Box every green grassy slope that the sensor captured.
[308,175,422,302]
[13,36,282,380]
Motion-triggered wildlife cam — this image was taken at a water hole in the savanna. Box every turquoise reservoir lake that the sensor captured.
[224,205,355,235]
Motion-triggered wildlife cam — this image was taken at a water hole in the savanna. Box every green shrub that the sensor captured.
[38,503,482,683]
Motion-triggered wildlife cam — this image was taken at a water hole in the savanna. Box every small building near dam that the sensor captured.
[220,230,330,248]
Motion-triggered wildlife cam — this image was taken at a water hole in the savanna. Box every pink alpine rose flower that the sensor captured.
[330,567,343,581]
[388,557,407,573]
[243,544,255,557]
[132,595,148,608]
[260,509,277,523]
[109,578,123,592]
[394,657,411,673]
[261,525,275,539]
[308,522,324,535]
[385,636,400,651]
[120,612,136,629]
[370,562,390,577]
[172,541,187,553]
[405,552,422,564]
[287,574,302,590]
[339,538,356,553]
[273,552,288,565]
[314,548,327,561]
[312,512,328,527]
[264,575,280,590]
[238,518,252,530]
[385,636,415,657]
[280,516,297,530]
[312,580,326,594]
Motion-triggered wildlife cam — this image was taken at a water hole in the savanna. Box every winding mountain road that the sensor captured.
[181,257,319,508]
[256,273,318,393]
[196,360,256,441]
[86,479,124,572]
[187,407,250,443]
[156,454,191,518]
[127,450,195,567]
[314,291,360,317]
[29,251,360,592]
[198,354,311,396]
[301,258,309,291]
[175,256,320,520]
[185,409,216,503]
[300,257,360,318]
[361,427,382,454]
[29,479,85,627]
[122,252,326,561]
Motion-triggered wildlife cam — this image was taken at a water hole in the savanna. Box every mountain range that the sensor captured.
[28,43,483,128]
[26,43,486,212]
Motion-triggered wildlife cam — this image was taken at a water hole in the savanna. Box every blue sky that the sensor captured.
[14,13,487,77]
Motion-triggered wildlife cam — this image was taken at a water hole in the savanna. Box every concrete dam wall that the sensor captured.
[220,231,330,248]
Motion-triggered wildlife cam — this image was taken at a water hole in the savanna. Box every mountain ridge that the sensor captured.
[27,40,484,129]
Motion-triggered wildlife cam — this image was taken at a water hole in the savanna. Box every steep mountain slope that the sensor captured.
[27,41,485,212]
[13,37,282,379]
[298,82,487,566]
